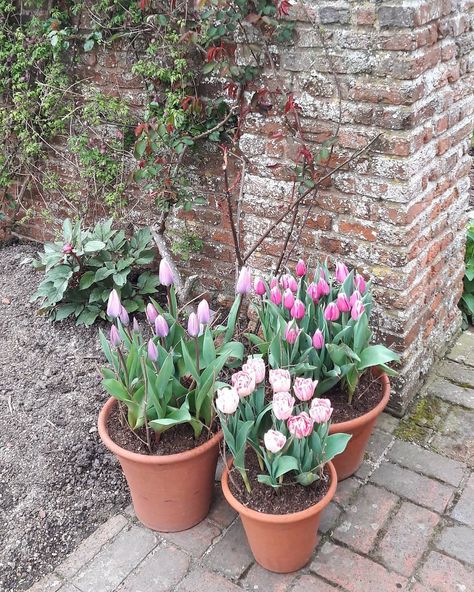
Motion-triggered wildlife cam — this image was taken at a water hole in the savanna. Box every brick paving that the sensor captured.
[29,331,474,592]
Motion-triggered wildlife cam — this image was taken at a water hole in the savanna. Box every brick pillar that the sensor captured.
[240,0,474,414]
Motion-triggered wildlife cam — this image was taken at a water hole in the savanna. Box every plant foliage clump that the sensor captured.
[460,219,474,326]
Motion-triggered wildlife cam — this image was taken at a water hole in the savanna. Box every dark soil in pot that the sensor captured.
[327,371,383,423]
[228,450,331,514]
[107,403,219,455]
[0,244,129,592]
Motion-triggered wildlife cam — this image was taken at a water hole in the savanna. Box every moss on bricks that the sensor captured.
[395,396,447,444]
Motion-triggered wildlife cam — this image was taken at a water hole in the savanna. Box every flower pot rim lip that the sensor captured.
[98,397,223,464]
[221,460,337,524]
[328,370,390,434]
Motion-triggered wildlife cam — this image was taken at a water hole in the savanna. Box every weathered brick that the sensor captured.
[387,440,465,486]
[418,551,474,591]
[435,524,474,566]
[177,567,242,592]
[243,563,295,592]
[311,542,409,591]
[290,574,339,591]
[333,484,398,553]
[161,519,220,557]
[205,520,253,579]
[426,377,474,410]
[377,502,440,576]
[370,462,455,512]
[451,473,474,527]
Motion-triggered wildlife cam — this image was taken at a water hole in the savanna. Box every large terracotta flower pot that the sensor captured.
[221,461,337,573]
[98,397,222,532]
[329,371,390,481]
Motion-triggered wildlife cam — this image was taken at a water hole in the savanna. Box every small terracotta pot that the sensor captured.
[221,461,337,573]
[329,370,390,481]
[98,397,222,532]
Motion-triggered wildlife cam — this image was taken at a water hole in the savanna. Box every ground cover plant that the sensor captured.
[460,218,474,326]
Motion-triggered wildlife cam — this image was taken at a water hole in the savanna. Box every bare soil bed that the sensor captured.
[0,243,128,591]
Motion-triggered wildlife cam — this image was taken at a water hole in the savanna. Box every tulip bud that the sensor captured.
[197,299,211,325]
[119,306,129,327]
[132,318,140,333]
[324,302,340,321]
[254,277,266,296]
[317,277,330,298]
[159,259,174,286]
[335,261,349,283]
[288,275,298,292]
[351,300,365,320]
[336,292,351,313]
[290,299,305,320]
[155,314,169,337]
[354,273,367,294]
[62,243,73,254]
[312,329,325,349]
[270,286,282,305]
[236,266,252,294]
[285,321,300,344]
[107,289,121,319]
[187,312,199,337]
[147,339,158,362]
[215,387,240,414]
[295,259,307,277]
[146,303,158,324]
[270,276,279,289]
[109,325,121,347]
[349,290,361,307]
[283,288,295,310]
[307,282,319,303]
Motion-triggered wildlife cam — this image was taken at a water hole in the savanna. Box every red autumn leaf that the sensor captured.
[270,131,285,140]
[166,123,174,133]
[135,123,147,137]
[224,82,238,99]
[284,93,301,114]
[277,0,291,18]
[298,145,314,163]
[139,0,147,10]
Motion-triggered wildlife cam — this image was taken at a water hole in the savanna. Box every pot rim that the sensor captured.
[328,369,390,434]
[98,396,223,465]
[221,460,337,524]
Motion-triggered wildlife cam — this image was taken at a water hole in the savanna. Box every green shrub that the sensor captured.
[460,219,474,326]
[31,218,159,326]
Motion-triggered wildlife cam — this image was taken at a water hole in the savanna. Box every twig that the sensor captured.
[222,148,244,268]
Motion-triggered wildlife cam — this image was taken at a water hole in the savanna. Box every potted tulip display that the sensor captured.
[97,260,247,532]
[216,365,350,572]
[247,260,399,479]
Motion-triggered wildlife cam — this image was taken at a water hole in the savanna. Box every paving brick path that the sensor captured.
[29,331,474,592]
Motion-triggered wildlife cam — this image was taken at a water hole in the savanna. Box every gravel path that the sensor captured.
[0,243,128,591]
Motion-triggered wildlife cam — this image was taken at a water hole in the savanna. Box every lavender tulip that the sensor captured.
[197,299,211,325]
[109,325,121,347]
[132,318,140,333]
[155,315,169,337]
[107,289,121,318]
[119,305,129,326]
[187,312,199,337]
[159,259,174,286]
[147,339,158,362]
[146,303,158,324]
[236,266,252,294]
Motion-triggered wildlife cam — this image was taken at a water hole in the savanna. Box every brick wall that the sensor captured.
[6,0,474,415]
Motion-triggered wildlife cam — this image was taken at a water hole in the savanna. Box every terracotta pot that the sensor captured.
[98,397,222,532]
[221,461,337,573]
[329,370,390,481]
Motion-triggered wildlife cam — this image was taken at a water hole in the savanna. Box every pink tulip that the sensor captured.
[269,369,291,393]
[270,286,282,305]
[291,299,305,320]
[215,387,240,414]
[324,302,340,321]
[270,276,279,289]
[317,277,330,298]
[287,412,314,439]
[295,259,307,277]
[336,292,351,313]
[349,290,361,307]
[309,398,333,423]
[283,288,295,310]
[312,329,325,349]
[354,273,366,293]
[254,277,266,296]
[236,266,252,294]
[335,261,349,283]
[62,243,73,254]
[285,321,300,344]
[155,315,169,337]
[351,300,365,320]
[107,289,121,319]
[242,357,266,384]
[119,305,129,326]
[146,303,158,324]
[187,312,199,337]
[272,391,295,420]
[288,275,298,292]
[197,299,210,325]
[280,274,290,290]
[231,370,256,397]
[147,339,158,362]
[159,259,174,286]
[293,377,318,401]
[264,430,287,453]
[307,282,319,303]
[109,325,121,347]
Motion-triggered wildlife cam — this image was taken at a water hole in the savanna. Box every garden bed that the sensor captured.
[0,243,128,592]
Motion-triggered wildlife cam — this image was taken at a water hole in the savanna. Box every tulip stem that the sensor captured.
[194,336,200,372]
[140,359,152,454]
